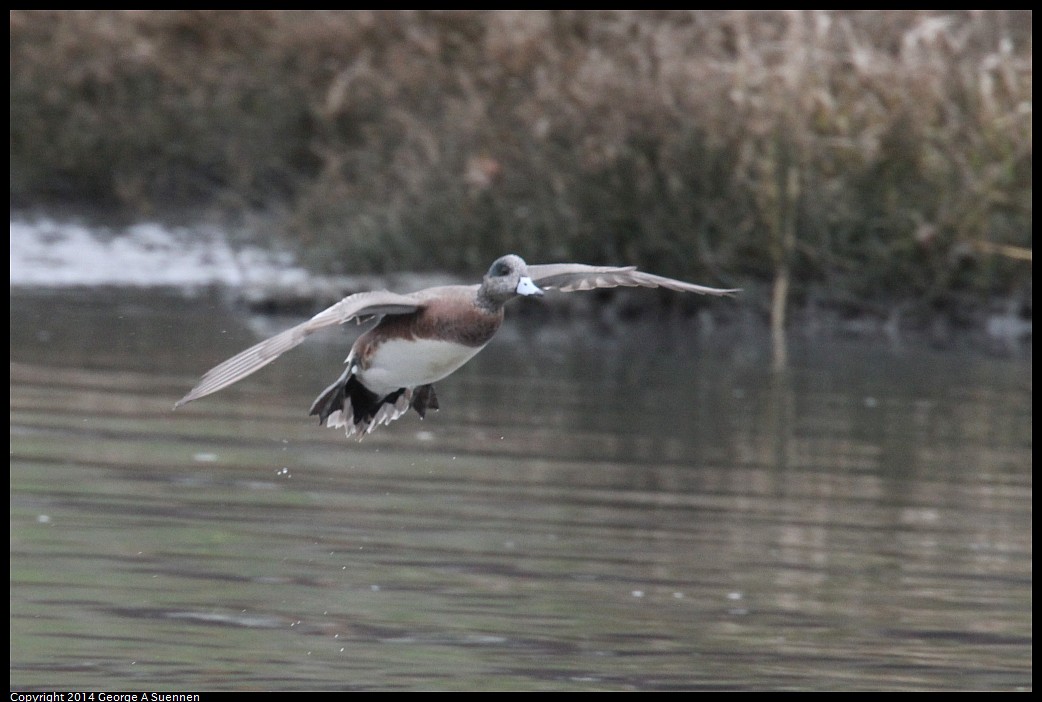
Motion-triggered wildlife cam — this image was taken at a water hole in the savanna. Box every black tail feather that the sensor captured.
[310,371,432,429]
[309,371,385,427]
[308,371,350,425]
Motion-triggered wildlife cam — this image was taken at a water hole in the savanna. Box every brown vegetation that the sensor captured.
[9,10,1033,323]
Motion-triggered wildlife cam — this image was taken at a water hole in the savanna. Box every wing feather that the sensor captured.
[527,263,739,296]
[175,290,422,407]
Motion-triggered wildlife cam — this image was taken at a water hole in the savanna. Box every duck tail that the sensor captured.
[309,369,438,439]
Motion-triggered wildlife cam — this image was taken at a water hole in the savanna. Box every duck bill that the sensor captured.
[515,276,543,297]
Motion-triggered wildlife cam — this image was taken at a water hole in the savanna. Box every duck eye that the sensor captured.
[491,262,509,277]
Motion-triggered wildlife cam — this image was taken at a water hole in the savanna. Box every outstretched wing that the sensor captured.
[526,263,740,296]
[175,290,422,407]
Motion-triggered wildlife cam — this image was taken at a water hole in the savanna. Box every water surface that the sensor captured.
[9,288,1032,691]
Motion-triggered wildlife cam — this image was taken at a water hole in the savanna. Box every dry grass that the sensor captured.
[10,10,1032,317]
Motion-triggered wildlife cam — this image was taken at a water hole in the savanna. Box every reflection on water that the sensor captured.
[9,289,1032,691]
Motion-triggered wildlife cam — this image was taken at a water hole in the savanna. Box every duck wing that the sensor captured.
[527,263,740,296]
[176,290,422,407]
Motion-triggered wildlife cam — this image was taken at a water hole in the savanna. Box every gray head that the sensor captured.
[478,254,544,310]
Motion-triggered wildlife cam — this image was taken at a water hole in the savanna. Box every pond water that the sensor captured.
[9,287,1032,691]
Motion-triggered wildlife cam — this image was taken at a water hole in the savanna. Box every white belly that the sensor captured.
[356,338,487,395]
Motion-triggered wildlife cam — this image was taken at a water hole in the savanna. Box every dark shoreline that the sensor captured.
[9,207,1030,360]
[233,270,1031,359]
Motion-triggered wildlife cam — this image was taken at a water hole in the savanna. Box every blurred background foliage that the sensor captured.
[9,10,1032,320]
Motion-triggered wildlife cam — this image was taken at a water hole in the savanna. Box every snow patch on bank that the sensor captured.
[10,218,308,289]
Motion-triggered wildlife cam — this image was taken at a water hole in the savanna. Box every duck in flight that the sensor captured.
[176,254,738,438]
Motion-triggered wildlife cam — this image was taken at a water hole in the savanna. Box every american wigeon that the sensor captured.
[176,254,738,438]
